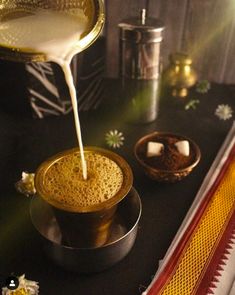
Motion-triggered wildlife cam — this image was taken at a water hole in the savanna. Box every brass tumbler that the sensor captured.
[34,147,133,248]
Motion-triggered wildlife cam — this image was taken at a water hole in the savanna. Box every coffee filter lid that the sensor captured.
[119,10,164,43]
[35,147,133,213]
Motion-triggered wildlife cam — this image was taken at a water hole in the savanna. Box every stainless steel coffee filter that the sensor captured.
[119,14,164,80]
[118,11,164,123]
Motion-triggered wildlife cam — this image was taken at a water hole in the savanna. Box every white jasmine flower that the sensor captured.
[105,130,125,149]
[2,274,39,295]
[215,104,233,120]
[15,172,36,196]
[22,172,35,184]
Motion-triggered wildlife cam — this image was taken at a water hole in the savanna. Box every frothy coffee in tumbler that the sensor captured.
[35,147,133,248]
[42,152,123,210]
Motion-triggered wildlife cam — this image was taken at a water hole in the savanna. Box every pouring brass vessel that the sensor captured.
[0,0,105,62]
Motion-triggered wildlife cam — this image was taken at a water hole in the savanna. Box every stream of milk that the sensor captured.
[0,9,93,179]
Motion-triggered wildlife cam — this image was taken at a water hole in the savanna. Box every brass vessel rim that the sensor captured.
[0,0,105,62]
[134,132,201,173]
[35,146,133,213]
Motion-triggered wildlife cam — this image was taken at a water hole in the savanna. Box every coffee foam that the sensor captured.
[42,152,123,209]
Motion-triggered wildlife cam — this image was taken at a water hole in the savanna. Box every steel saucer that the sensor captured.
[30,187,142,273]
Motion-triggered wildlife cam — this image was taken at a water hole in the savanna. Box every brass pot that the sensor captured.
[163,53,197,98]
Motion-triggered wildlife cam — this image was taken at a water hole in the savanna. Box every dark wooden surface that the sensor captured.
[105,0,235,84]
[0,80,234,294]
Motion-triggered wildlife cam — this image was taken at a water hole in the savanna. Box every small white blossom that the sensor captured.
[215,104,233,120]
[105,130,125,149]
[22,172,35,184]
[15,172,36,196]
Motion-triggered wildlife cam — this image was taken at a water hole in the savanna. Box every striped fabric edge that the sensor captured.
[143,121,235,295]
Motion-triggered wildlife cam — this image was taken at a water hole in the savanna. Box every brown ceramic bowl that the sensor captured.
[134,132,201,182]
